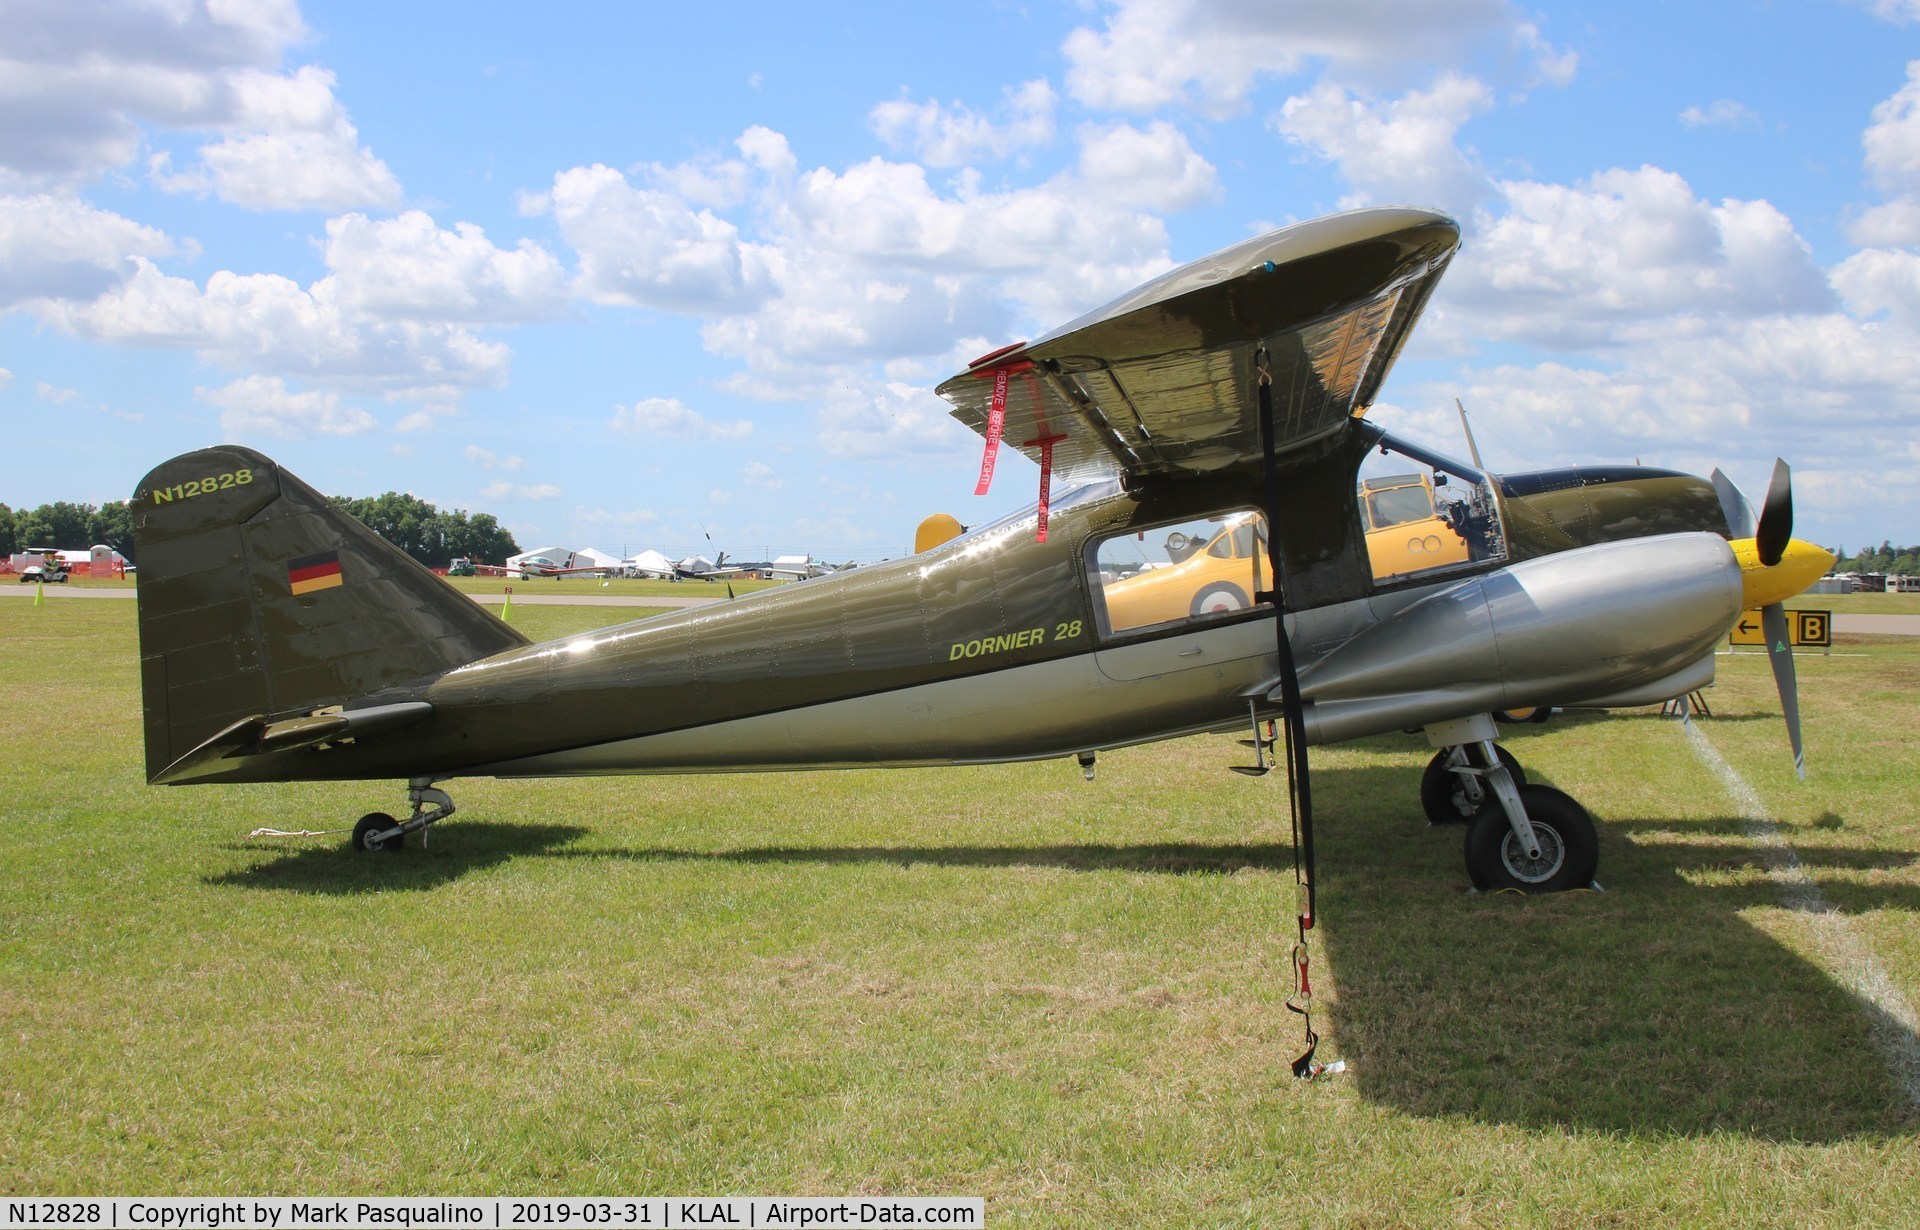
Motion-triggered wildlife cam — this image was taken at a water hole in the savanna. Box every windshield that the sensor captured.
[1356,430,1506,585]
[943,477,1124,549]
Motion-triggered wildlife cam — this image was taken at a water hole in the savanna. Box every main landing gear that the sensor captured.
[349,778,457,853]
[1421,714,1598,894]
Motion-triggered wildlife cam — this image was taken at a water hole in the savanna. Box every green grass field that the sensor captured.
[3,599,1917,1225]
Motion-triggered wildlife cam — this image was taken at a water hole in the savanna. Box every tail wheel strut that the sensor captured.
[346,779,456,853]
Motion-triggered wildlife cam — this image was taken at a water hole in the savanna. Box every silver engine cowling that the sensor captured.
[1293,531,1742,745]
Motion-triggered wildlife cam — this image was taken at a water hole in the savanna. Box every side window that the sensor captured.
[1088,512,1269,637]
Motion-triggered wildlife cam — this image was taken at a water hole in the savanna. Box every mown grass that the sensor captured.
[2,601,1917,1225]
[1788,591,1920,615]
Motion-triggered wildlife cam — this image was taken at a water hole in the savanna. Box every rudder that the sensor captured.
[132,445,528,782]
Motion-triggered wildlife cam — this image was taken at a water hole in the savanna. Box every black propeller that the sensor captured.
[1756,458,1793,568]
[1710,458,1806,780]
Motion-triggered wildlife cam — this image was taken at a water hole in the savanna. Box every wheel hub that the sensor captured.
[1500,822,1565,883]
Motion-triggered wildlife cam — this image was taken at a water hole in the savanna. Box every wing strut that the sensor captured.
[1253,349,1325,1079]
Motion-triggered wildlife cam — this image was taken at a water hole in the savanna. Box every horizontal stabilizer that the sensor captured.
[154,701,434,785]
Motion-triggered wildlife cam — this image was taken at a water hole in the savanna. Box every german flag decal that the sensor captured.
[288,550,345,595]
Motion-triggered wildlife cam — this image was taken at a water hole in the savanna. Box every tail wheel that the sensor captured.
[1190,582,1250,617]
[1463,785,1597,893]
[1419,744,1526,825]
[351,811,404,854]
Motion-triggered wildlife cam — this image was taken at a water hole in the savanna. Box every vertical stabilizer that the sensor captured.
[132,445,528,782]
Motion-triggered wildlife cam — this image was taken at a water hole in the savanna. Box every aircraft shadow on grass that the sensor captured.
[206,759,1918,1142]
[554,841,1295,875]
[1314,804,1920,1142]
[589,771,1920,1142]
[204,822,589,894]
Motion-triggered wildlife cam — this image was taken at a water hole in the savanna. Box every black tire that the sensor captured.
[351,811,404,853]
[1190,582,1250,617]
[1463,785,1597,893]
[1419,745,1527,825]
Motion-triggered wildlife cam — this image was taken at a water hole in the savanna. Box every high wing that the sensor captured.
[934,208,1459,483]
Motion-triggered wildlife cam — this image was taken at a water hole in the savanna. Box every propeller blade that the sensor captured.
[1756,458,1793,567]
[1760,602,1806,780]
[1710,468,1756,540]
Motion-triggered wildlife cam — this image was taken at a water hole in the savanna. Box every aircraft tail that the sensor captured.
[132,445,529,783]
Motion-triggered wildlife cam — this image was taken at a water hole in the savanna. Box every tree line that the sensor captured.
[0,501,134,561]
[1832,542,1920,576]
[327,492,520,568]
[1,492,519,569]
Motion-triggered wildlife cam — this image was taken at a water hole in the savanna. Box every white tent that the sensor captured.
[624,549,676,578]
[573,547,623,571]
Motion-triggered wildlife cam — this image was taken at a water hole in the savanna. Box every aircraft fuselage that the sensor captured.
[175,431,1736,785]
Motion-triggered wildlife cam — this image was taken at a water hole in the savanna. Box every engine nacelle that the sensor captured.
[1293,531,1742,745]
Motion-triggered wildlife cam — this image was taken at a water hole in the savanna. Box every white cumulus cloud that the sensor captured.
[0,193,177,308]
[610,397,753,440]
[869,80,1056,167]
[1441,166,1833,348]
[814,377,973,460]
[196,374,375,438]
[1075,120,1220,211]
[1679,99,1761,129]
[1061,0,1569,115]
[44,256,511,398]
[464,444,525,471]
[1849,1,1920,23]
[540,125,1186,463]
[551,163,774,312]
[479,480,562,501]
[324,211,569,323]
[0,4,397,210]
[1845,197,1920,246]
[1864,61,1920,192]
[161,66,401,211]
[1274,74,1494,214]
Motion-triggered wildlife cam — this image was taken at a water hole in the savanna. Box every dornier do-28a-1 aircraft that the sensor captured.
[130,207,1834,899]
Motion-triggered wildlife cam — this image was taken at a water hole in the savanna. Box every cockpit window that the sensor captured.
[1357,434,1506,587]
[1088,511,1270,637]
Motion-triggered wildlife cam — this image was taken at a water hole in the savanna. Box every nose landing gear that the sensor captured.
[1422,714,1599,893]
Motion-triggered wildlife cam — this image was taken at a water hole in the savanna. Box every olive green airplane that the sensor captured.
[130,207,1833,893]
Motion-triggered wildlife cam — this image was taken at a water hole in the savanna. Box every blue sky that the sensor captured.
[4,0,1919,561]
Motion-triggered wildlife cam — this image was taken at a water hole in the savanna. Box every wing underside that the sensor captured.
[936,208,1460,483]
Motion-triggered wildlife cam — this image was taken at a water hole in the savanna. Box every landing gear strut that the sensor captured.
[1419,743,1527,824]
[347,778,456,853]
[1422,714,1598,893]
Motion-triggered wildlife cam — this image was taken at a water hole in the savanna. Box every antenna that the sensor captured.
[1455,398,1485,470]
